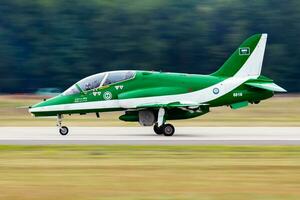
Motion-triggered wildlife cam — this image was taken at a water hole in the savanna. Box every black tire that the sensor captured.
[59,126,69,135]
[153,123,163,135]
[162,124,175,136]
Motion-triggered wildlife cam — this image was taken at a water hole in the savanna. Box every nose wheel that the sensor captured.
[59,126,69,135]
[57,114,69,135]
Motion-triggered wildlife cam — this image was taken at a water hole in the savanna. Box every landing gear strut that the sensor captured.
[57,114,69,135]
[153,108,175,136]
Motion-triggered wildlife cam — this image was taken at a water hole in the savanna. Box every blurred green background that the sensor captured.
[0,0,299,93]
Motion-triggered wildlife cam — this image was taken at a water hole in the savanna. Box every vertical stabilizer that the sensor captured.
[212,34,268,77]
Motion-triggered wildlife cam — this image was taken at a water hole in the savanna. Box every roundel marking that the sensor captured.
[103,91,112,100]
[213,87,220,94]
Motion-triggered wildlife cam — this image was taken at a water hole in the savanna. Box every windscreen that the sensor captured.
[77,73,105,91]
[63,85,80,96]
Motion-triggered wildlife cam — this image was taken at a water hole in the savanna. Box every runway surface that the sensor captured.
[0,127,299,145]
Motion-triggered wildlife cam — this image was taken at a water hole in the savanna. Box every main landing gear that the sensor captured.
[57,114,69,135]
[153,123,175,136]
[153,108,175,136]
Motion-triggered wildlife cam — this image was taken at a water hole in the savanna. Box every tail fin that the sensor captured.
[212,34,267,77]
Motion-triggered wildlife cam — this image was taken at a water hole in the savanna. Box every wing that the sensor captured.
[136,101,207,109]
[134,101,209,124]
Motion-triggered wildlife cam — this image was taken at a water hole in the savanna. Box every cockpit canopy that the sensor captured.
[63,70,135,96]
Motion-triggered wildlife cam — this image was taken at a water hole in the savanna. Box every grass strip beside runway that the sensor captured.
[0,145,299,200]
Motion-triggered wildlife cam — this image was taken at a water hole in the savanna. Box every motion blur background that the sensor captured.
[0,2,300,200]
[0,0,299,94]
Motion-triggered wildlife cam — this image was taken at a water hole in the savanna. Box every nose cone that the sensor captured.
[29,95,64,117]
[30,100,49,110]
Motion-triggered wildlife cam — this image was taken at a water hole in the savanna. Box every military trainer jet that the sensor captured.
[29,34,286,136]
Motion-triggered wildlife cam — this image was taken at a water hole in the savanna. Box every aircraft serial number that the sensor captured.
[233,92,243,97]
[74,97,88,103]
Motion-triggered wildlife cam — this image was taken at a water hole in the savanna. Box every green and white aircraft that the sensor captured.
[29,33,286,136]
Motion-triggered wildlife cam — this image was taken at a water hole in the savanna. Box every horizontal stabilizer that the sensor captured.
[245,82,287,92]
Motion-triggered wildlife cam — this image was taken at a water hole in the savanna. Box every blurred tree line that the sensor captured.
[0,0,299,93]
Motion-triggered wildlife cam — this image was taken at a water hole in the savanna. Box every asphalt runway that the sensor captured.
[0,127,299,145]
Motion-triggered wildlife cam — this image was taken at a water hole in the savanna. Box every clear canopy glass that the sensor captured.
[63,85,80,96]
[77,73,106,91]
[103,71,135,86]
[62,71,135,96]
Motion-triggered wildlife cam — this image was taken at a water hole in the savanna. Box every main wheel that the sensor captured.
[153,123,163,135]
[59,126,69,135]
[162,124,175,136]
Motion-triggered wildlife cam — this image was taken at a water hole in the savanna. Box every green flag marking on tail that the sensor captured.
[239,47,250,55]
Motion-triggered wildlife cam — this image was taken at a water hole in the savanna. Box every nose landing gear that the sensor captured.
[59,126,69,135]
[57,114,69,135]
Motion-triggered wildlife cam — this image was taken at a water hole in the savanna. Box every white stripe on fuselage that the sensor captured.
[29,76,256,113]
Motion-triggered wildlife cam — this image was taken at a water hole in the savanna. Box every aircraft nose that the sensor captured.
[28,95,62,115]
[29,99,50,114]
